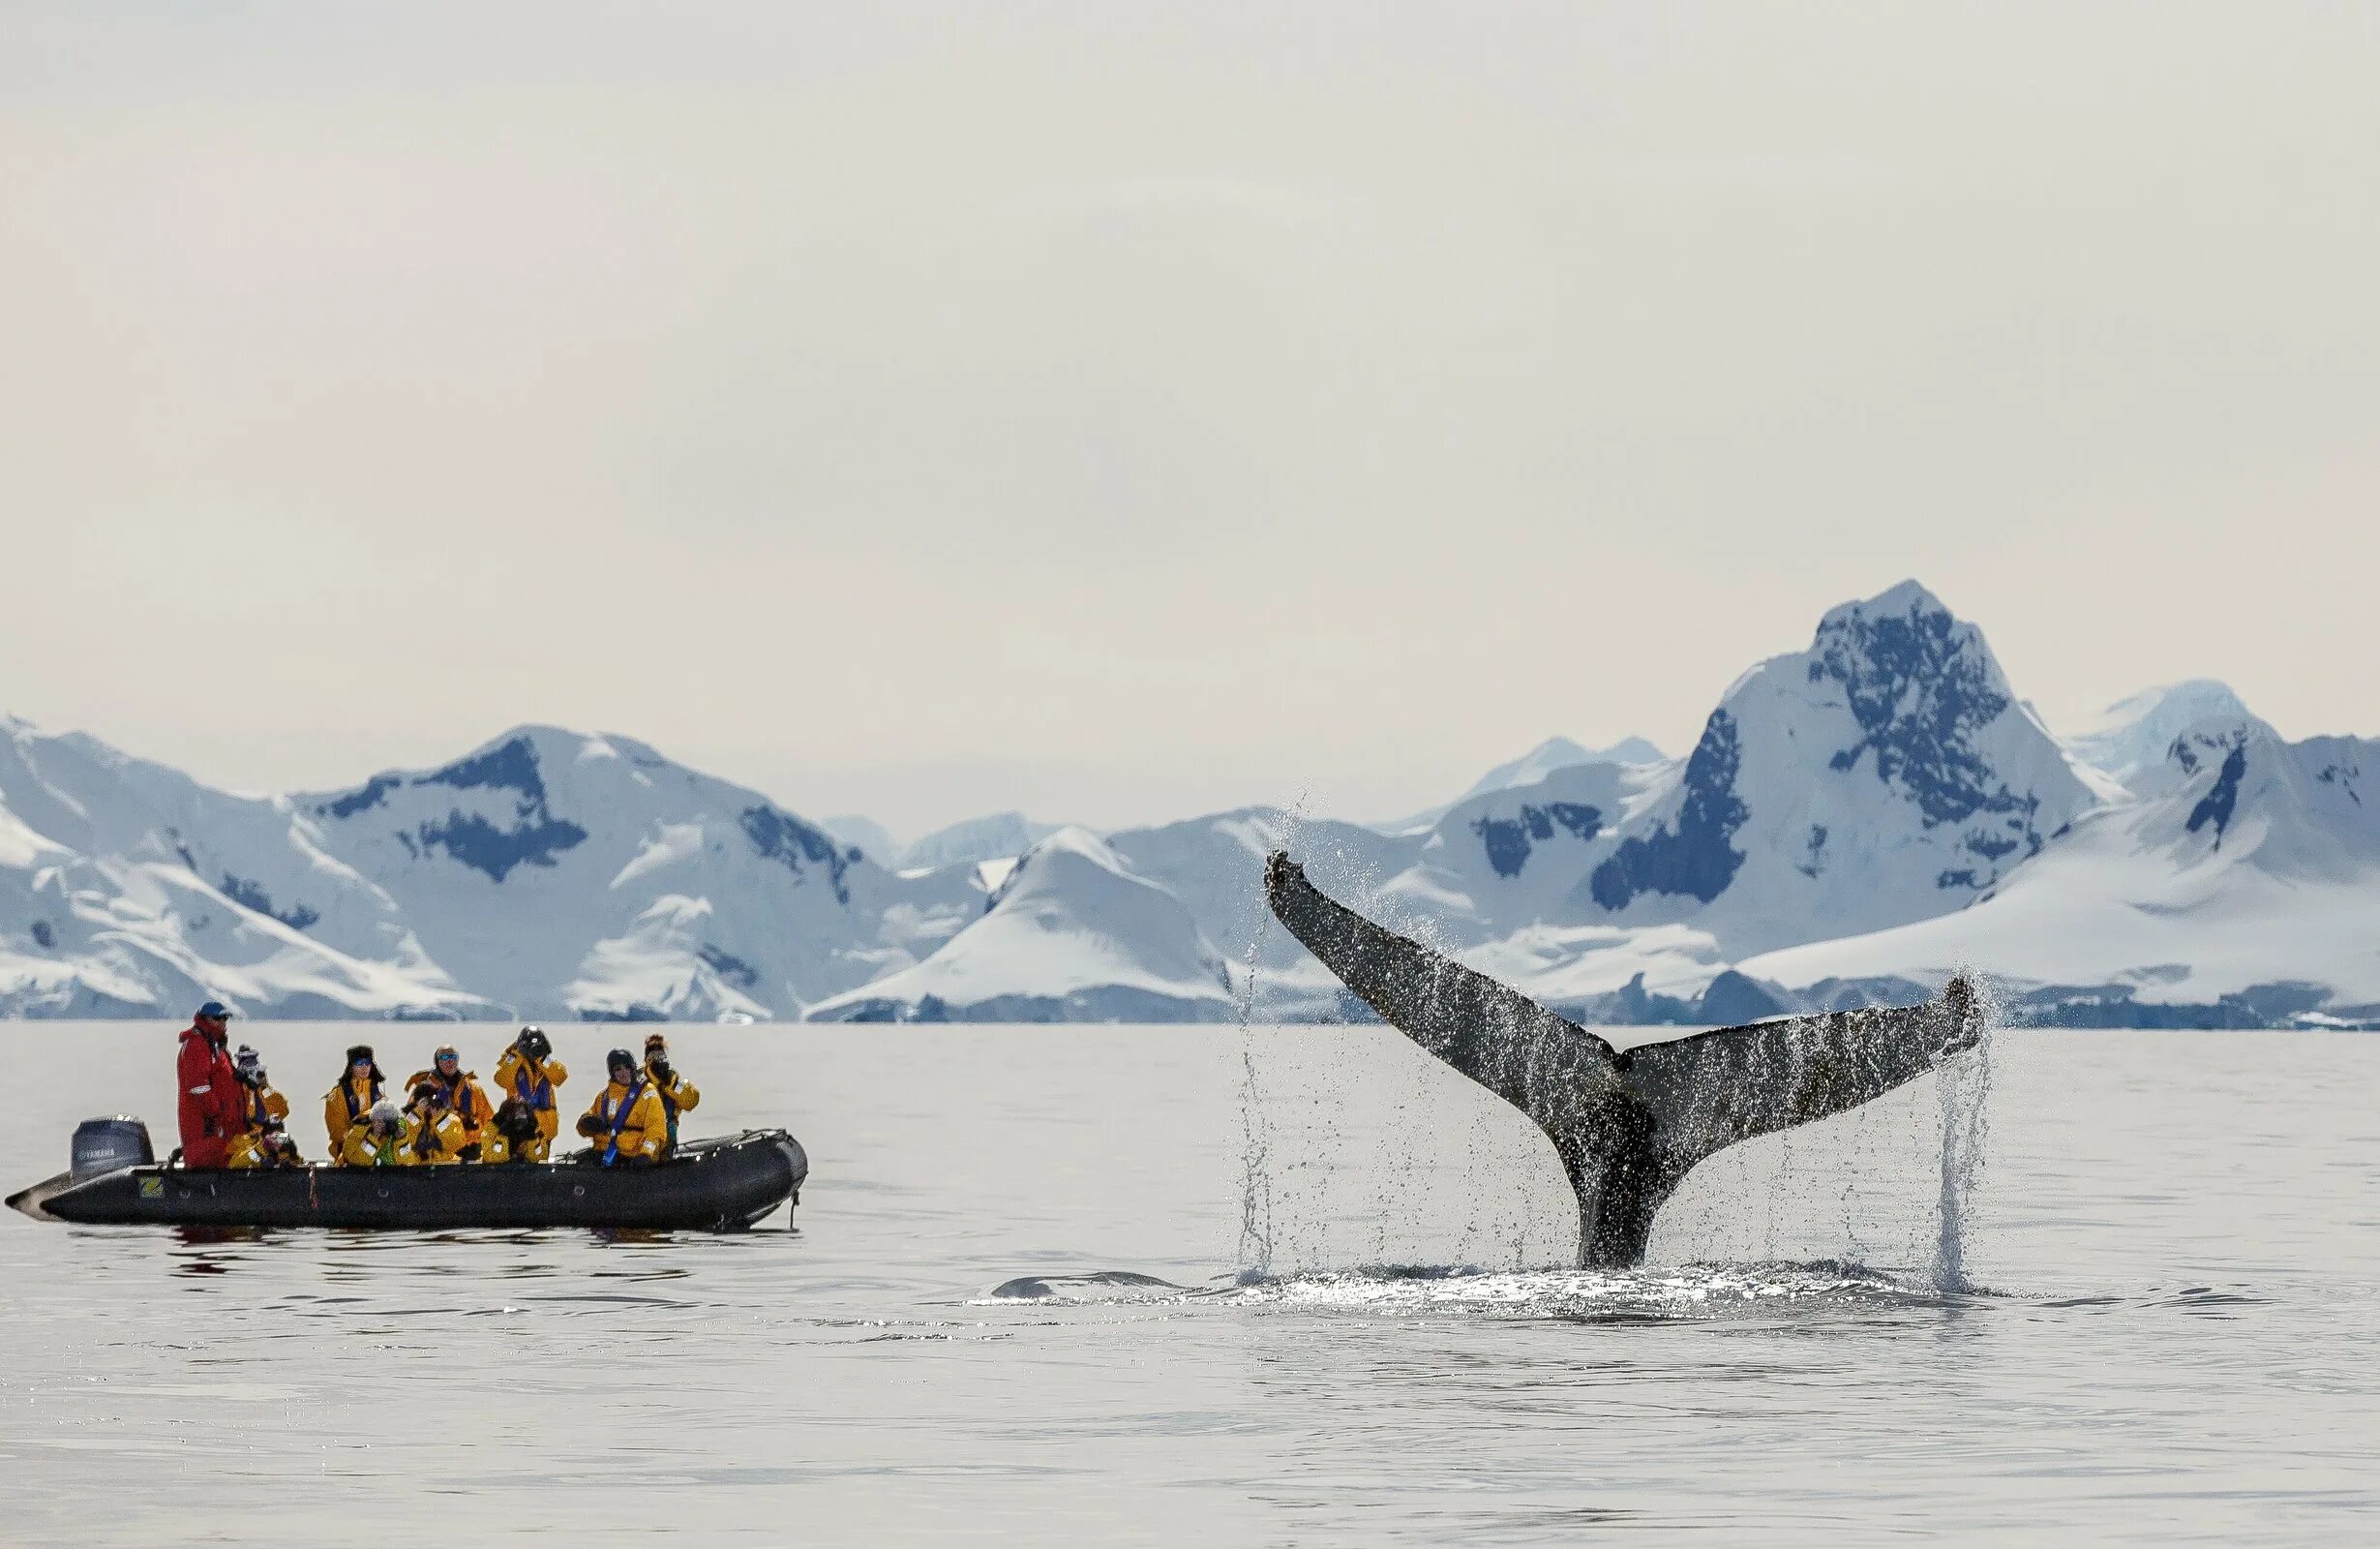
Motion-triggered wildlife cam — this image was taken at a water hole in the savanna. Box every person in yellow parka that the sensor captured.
[233,1046,294,1139]
[406,1045,495,1160]
[227,1127,303,1169]
[402,1082,469,1166]
[323,1045,385,1156]
[482,1097,547,1164]
[491,1027,567,1151]
[227,1046,302,1169]
[339,1098,415,1168]
[575,1048,668,1166]
[640,1032,700,1157]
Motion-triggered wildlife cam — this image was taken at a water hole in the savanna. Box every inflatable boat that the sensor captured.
[7,1117,807,1231]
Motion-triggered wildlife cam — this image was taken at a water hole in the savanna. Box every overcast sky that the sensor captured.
[4,4,2374,836]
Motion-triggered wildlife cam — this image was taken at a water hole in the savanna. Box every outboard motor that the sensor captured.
[71,1116,154,1180]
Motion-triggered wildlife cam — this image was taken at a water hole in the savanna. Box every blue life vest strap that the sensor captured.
[602,1079,646,1166]
[513,1061,553,1111]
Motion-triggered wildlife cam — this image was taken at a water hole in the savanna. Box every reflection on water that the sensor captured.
[4,1024,2378,1545]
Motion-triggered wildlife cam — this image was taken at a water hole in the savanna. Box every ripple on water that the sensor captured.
[1221,1260,1971,1321]
[977,1260,1982,1321]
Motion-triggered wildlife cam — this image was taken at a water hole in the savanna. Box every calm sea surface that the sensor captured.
[3,1023,2375,1545]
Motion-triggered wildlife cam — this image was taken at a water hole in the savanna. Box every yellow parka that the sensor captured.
[405,1067,495,1148]
[339,1115,417,1168]
[323,1074,383,1153]
[481,1130,549,1165]
[580,1078,667,1165]
[492,1049,568,1143]
[644,1062,701,1155]
[226,1127,300,1169]
[401,1107,469,1167]
[241,1082,291,1134]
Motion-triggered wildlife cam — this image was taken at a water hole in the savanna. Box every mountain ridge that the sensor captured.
[4,583,2373,1026]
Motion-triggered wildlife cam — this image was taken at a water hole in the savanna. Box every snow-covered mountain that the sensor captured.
[1261,582,2103,1016]
[897,811,1061,872]
[5,580,2372,1026]
[807,828,1235,1022]
[1582,581,2099,949]
[1383,735,1664,832]
[0,716,493,1019]
[2061,680,2254,790]
[1745,709,2380,1024]
[1,722,983,1021]
[1235,583,2373,1027]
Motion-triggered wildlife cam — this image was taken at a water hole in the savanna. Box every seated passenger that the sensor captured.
[483,1097,547,1164]
[492,1027,567,1154]
[406,1044,494,1160]
[228,1124,304,1169]
[339,1098,414,1168]
[574,1048,667,1166]
[641,1033,701,1157]
[404,1082,469,1166]
[323,1045,385,1156]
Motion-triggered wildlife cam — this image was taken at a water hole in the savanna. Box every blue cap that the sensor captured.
[196,1000,232,1020]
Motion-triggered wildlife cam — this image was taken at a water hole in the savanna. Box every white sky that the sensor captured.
[3,3,2375,837]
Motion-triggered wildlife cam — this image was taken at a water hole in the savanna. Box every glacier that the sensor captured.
[3,582,2373,1026]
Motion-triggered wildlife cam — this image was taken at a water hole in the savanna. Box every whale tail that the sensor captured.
[1263,852,1981,1266]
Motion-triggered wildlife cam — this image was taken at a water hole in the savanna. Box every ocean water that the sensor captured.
[3,1023,2375,1545]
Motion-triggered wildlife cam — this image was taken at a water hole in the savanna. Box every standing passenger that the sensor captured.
[641,1033,700,1157]
[406,1045,494,1160]
[174,1001,246,1169]
[322,1045,385,1156]
[492,1027,567,1154]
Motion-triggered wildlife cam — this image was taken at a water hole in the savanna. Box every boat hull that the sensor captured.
[11,1129,806,1231]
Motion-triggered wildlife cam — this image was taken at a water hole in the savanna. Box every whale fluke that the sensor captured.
[1264,852,1981,1266]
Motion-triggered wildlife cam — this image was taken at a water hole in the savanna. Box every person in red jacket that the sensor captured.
[175,1000,246,1168]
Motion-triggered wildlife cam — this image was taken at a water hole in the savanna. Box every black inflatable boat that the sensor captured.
[8,1116,807,1231]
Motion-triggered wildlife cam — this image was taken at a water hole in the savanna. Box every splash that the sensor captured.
[1233,794,1309,1276]
[1222,1260,1949,1321]
[1930,974,2000,1292]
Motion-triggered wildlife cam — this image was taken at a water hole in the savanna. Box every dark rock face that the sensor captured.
[740,805,853,904]
[2186,744,2247,844]
[1807,593,2049,883]
[423,738,549,805]
[319,774,399,820]
[577,1003,669,1022]
[2006,978,2328,1029]
[2312,757,2364,804]
[414,741,587,883]
[698,944,760,989]
[314,736,588,883]
[1589,711,1749,909]
[1472,801,1603,879]
[1811,599,2010,826]
[220,873,319,931]
[413,811,589,883]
